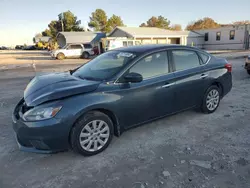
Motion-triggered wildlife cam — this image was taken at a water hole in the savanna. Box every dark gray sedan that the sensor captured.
[13,45,232,156]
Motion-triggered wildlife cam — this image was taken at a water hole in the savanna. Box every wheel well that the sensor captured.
[211,82,223,97]
[83,51,89,55]
[57,52,65,57]
[95,109,120,136]
[69,108,120,143]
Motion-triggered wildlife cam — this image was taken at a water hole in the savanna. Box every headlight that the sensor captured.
[23,106,62,121]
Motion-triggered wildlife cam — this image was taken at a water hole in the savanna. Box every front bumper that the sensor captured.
[51,53,56,58]
[12,99,70,153]
[245,62,250,70]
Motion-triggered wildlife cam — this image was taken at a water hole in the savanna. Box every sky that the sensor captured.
[0,0,250,46]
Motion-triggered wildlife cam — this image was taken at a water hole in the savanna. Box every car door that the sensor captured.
[170,49,206,111]
[72,44,83,57]
[65,44,75,57]
[116,50,176,128]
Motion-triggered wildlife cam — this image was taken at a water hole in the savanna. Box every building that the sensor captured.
[193,25,250,50]
[56,32,106,47]
[108,27,203,46]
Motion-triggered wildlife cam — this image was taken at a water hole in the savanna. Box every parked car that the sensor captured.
[0,46,8,50]
[24,45,37,50]
[15,45,24,50]
[245,55,250,75]
[51,43,95,60]
[13,45,232,156]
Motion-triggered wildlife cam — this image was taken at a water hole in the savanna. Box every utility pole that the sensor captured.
[58,13,64,32]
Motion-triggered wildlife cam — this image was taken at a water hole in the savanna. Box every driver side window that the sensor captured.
[129,51,169,79]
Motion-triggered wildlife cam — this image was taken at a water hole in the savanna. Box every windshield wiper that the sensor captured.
[77,75,101,81]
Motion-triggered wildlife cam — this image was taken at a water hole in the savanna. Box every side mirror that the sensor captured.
[124,72,143,83]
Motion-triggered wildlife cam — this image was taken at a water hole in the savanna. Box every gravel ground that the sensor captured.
[0,56,250,188]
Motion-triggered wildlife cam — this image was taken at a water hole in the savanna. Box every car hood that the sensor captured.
[24,72,101,106]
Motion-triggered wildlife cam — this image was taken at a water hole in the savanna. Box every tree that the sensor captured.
[41,11,83,39]
[60,11,83,32]
[170,24,182,31]
[42,29,52,37]
[186,17,220,30]
[107,14,124,32]
[139,23,147,27]
[88,9,108,32]
[139,16,171,29]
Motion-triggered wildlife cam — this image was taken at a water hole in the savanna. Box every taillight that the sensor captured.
[225,63,232,72]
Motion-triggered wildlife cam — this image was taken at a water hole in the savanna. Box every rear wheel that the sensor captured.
[201,85,221,114]
[247,70,250,75]
[70,111,114,156]
[82,52,90,59]
[56,53,65,60]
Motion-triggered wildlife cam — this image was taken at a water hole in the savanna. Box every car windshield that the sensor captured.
[73,51,136,81]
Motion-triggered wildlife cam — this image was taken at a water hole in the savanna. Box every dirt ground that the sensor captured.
[0,51,250,188]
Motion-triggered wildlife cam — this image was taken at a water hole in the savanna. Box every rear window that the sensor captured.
[68,45,82,49]
[172,50,201,71]
[83,44,92,49]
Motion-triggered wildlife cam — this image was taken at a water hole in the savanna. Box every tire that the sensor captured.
[247,70,250,75]
[56,53,65,60]
[201,85,221,114]
[70,111,114,156]
[82,52,90,59]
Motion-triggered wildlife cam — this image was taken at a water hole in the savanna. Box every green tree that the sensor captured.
[186,17,220,30]
[170,24,182,31]
[139,16,171,29]
[60,11,83,31]
[88,9,108,32]
[139,23,147,27]
[42,29,52,37]
[41,11,83,39]
[107,14,125,32]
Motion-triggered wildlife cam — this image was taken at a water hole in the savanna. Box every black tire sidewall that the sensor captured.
[201,85,221,114]
[247,70,250,75]
[71,112,114,156]
[83,52,89,59]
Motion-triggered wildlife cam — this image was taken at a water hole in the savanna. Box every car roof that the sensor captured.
[114,44,204,54]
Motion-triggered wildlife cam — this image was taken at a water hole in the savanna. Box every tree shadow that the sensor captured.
[0,51,49,55]
[16,56,54,60]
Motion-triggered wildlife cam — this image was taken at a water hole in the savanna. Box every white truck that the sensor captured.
[51,43,95,60]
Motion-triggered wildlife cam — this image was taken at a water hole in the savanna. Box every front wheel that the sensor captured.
[247,70,250,75]
[56,53,65,60]
[201,85,221,114]
[70,111,114,156]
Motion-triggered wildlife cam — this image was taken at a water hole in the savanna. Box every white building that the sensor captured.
[107,26,250,51]
[108,27,203,46]
[193,25,250,50]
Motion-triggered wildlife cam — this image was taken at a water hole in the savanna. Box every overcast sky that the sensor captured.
[0,0,249,46]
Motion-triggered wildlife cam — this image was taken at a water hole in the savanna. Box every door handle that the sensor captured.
[162,82,175,88]
[200,74,208,79]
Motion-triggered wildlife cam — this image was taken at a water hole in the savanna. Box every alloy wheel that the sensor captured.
[206,89,220,111]
[79,120,110,152]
